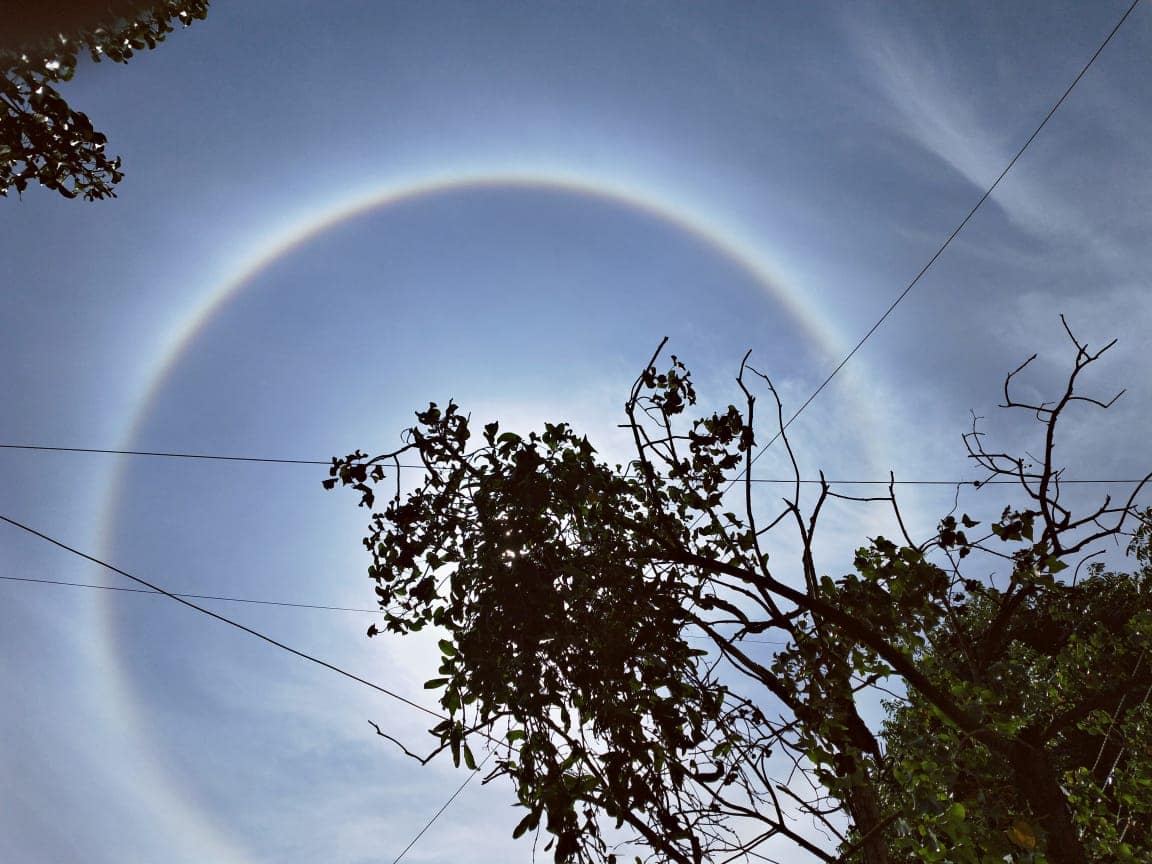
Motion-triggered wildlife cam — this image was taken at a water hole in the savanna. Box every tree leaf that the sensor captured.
[1007,818,1036,850]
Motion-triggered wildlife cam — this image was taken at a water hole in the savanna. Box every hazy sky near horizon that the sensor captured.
[2,2,1151,862]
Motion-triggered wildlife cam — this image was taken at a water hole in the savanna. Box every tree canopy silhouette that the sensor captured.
[1,0,209,201]
[327,321,1150,864]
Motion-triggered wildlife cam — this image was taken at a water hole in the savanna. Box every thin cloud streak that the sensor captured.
[846,9,1137,271]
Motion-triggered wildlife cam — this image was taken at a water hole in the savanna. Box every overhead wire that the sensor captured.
[0,515,789,864]
[739,0,1145,473]
[0,512,442,721]
[0,441,1144,486]
[0,511,733,861]
[0,573,791,644]
[390,753,491,864]
[0,442,327,465]
[0,573,384,613]
[0,511,493,861]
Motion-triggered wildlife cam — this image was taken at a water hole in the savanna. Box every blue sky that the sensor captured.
[2,2,1150,861]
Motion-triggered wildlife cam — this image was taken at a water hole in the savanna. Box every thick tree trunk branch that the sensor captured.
[660,547,986,739]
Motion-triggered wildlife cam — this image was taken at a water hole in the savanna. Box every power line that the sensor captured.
[0,514,781,864]
[743,0,1144,470]
[0,574,384,613]
[391,754,490,864]
[0,573,791,644]
[0,441,1143,486]
[0,511,442,721]
[0,514,514,864]
[0,442,328,465]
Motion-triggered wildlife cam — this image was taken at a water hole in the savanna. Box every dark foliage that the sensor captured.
[328,323,1149,863]
[1,0,209,201]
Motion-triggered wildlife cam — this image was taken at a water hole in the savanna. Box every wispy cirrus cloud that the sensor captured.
[842,10,1137,272]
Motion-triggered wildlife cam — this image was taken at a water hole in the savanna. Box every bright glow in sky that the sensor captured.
[2,2,1151,862]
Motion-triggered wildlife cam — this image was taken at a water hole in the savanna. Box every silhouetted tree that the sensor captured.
[1,0,209,201]
[327,320,1149,864]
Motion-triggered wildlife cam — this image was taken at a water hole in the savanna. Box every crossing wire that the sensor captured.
[0,573,791,645]
[0,511,490,862]
[0,441,1144,487]
[391,754,490,864]
[0,512,443,719]
[741,0,1145,472]
[0,573,385,613]
[0,442,329,465]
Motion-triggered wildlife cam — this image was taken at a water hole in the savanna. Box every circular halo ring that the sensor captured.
[95,169,882,860]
